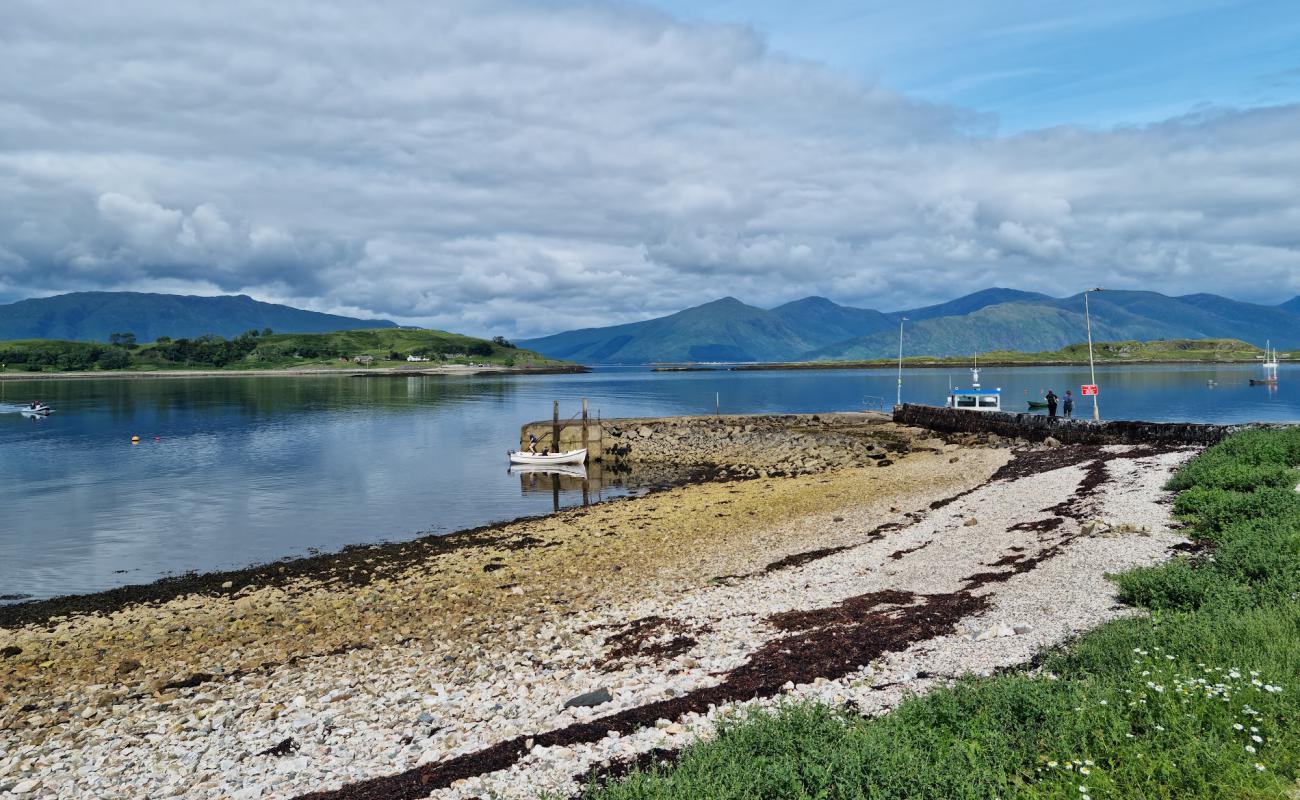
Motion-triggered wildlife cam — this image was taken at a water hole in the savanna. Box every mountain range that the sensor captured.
[520,289,1300,363]
[0,292,396,342]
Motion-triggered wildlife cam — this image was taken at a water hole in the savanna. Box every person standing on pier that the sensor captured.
[1045,389,1059,418]
[1062,390,1074,419]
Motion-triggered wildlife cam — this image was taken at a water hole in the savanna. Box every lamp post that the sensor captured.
[896,317,908,407]
[1084,287,1103,421]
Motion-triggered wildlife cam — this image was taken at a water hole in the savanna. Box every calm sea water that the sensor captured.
[1,363,1296,600]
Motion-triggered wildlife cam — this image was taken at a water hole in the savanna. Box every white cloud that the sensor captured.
[0,0,1297,336]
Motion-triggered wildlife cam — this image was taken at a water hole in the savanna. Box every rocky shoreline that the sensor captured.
[0,414,1198,799]
[600,413,925,478]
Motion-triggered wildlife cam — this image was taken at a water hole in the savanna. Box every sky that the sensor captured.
[1,1,1298,338]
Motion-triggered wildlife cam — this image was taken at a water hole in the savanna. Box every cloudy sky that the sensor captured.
[2,1,1299,337]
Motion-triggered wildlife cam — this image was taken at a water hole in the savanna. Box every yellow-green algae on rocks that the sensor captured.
[1,420,1000,727]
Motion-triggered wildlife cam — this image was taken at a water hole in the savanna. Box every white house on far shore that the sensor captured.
[406,355,431,362]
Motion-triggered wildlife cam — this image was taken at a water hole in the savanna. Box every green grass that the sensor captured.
[570,428,1300,800]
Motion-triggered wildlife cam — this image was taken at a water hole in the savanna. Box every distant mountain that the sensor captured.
[769,296,895,344]
[522,289,1300,364]
[808,302,1118,360]
[519,297,817,363]
[811,290,1300,360]
[0,292,397,342]
[901,287,1051,321]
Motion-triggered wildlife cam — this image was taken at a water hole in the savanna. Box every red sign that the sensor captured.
[1081,384,1099,396]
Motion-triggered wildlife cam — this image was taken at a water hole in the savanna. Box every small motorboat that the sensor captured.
[20,405,53,417]
[945,358,1001,412]
[1026,400,1048,410]
[508,448,587,466]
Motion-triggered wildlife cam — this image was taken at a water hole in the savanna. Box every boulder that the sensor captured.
[564,688,613,708]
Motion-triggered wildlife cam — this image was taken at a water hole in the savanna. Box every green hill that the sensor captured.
[0,291,397,342]
[0,329,567,373]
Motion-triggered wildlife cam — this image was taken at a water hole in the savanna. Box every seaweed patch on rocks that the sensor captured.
[599,617,707,670]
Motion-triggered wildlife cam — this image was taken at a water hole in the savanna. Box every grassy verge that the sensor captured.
[572,429,1300,799]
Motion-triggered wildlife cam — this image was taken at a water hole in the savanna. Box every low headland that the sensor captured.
[7,410,1295,798]
[0,328,583,380]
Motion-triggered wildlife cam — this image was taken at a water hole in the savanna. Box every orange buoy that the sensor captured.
[131,435,140,444]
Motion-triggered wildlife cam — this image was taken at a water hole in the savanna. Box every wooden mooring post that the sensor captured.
[552,400,560,451]
[581,398,589,453]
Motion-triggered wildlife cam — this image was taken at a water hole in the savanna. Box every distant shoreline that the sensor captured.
[729,357,1290,372]
[0,363,588,382]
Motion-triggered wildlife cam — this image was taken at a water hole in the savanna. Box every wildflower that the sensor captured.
[1078,787,1088,794]
[1255,763,1266,772]
[1098,700,1107,706]
[1079,767,1091,776]
[1245,745,1256,754]
[1233,723,1244,731]
[1048,761,1058,768]
[1154,725,1165,732]
[1084,760,1094,766]
[1251,735,1262,743]
[1250,726,1258,733]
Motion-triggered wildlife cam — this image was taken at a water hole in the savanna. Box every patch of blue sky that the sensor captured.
[639,0,1300,131]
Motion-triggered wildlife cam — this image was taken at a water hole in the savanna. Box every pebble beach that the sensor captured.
[0,414,1198,799]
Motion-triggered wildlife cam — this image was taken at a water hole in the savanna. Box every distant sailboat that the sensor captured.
[1250,341,1279,386]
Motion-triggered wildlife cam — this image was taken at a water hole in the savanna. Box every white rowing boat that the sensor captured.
[508,448,587,466]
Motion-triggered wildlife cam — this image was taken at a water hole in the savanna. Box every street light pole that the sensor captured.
[896,317,908,407]
[1084,288,1102,421]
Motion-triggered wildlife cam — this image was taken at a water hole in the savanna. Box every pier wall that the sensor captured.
[519,420,605,460]
[892,404,1286,446]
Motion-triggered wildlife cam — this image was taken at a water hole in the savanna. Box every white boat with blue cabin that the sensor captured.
[945,358,1001,412]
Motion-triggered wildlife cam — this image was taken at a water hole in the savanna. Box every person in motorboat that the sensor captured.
[528,433,539,454]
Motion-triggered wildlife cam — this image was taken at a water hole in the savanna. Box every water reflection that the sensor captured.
[2,364,1297,601]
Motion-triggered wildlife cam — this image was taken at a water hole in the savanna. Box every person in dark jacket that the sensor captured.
[1045,390,1058,418]
[1062,390,1075,418]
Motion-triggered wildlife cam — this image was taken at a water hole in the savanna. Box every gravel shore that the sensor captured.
[0,416,1197,799]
